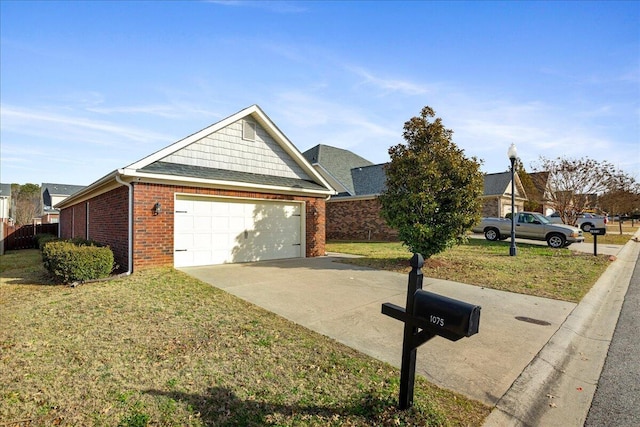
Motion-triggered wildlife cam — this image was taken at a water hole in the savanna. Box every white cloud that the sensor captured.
[1,104,168,145]
[205,0,308,13]
[86,103,219,119]
[348,66,433,96]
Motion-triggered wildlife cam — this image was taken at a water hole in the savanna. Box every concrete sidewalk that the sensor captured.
[181,233,639,424]
[484,232,640,426]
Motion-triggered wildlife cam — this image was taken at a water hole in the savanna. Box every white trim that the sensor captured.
[120,168,334,197]
[327,194,379,202]
[55,170,120,209]
[115,174,133,275]
[311,164,349,195]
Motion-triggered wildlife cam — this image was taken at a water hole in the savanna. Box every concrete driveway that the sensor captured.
[181,255,575,406]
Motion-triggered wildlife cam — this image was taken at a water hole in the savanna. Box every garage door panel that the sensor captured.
[194,216,213,231]
[175,197,303,267]
[174,233,193,249]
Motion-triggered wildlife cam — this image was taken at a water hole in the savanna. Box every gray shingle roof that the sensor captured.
[0,183,11,197]
[140,162,328,191]
[42,183,86,196]
[302,144,374,195]
[483,172,511,196]
[351,164,387,196]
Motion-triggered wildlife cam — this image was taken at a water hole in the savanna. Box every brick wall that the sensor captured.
[326,197,398,241]
[482,197,500,218]
[63,181,327,272]
[132,183,326,269]
[60,186,130,271]
[481,196,525,218]
[60,204,88,241]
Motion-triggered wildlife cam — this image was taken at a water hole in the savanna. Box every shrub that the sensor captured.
[35,233,58,250]
[68,237,103,247]
[42,240,114,284]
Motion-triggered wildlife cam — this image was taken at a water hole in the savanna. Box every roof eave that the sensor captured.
[121,169,336,197]
[54,170,120,209]
[328,194,380,202]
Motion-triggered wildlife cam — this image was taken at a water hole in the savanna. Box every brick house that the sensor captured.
[480,171,527,218]
[41,183,86,224]
[0,183,11,224]
[56,105,335,272]
[302,145,397,241]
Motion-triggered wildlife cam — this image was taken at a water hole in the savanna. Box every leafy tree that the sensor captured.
[531,157,622,226]
[11,183,41,225]
[598,170,640,218]
[379,106,484,258]
[514,162,543,212]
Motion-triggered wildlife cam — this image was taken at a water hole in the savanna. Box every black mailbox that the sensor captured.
[412,290,481,341]
[589,227,606,236]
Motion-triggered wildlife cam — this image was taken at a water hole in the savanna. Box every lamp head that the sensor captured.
[507,143,518,161]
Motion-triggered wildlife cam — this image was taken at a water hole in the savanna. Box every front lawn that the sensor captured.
[0,250,489,426]
[326,239,613,302]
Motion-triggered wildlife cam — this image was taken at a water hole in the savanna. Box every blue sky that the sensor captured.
[1,1,638,187]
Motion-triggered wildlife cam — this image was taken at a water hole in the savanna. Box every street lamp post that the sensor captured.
[508,143,518,256]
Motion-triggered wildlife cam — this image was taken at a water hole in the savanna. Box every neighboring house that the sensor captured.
[0,183,11,223]
[41,183,85,224]
[303,144,397,241]
[480,171,527,218]
[56,105,335,272]
[528,171,554,215]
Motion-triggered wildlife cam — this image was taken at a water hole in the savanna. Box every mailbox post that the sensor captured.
[589,227,606,256]
[382,253,481,409]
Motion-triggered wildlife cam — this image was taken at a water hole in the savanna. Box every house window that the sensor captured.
[242,120,256,141]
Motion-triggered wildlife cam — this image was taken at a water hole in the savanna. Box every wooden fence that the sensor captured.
[1,223,59,251]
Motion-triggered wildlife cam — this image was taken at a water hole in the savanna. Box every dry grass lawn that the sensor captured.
[0,250,490,426]
[327,239,614,302]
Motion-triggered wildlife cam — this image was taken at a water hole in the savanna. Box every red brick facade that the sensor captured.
[60,182,326,271]
[326,197,398,241]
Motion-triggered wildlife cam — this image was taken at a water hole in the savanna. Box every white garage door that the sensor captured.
[174,196,303,267]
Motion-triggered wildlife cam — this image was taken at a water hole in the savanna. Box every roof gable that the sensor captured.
[56,105,334,209]
[483,172,511,196]
[483,171,526,198]
[127,105,321,185]
[302,144,374,195]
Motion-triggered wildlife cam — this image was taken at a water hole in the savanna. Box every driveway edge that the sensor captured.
[483,231,640,427]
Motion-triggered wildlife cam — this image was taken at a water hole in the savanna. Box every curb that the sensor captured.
[483,230,640,427]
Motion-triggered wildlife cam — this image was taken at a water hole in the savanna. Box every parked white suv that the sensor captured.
[546,212,608,232]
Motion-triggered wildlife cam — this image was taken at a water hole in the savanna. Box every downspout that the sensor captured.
[115,174,133,276]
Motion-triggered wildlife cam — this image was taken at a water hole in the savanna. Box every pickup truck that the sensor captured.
[472,212,584,248]
[546,212,607,232]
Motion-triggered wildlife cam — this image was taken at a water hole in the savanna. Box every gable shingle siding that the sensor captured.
[162,119,311,180]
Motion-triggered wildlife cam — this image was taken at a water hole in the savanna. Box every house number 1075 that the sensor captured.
[430,315,445,327]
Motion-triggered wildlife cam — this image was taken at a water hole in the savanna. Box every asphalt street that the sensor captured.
[584,250,640,426]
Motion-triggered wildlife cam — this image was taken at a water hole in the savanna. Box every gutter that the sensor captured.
[115,172,133,276]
